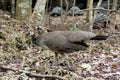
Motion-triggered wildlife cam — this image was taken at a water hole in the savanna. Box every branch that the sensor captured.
[0,65,67,80]
[100,72,120,76]
[77,8,119,13]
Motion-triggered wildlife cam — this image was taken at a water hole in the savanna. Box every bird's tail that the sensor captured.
[90,35,108,40]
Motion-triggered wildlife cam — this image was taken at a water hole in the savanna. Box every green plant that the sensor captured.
[69,25,80,31]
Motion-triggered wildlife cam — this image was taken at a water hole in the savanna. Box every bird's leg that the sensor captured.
[55,52,59,61]
[88,41,94,53]
[54,52,61,65]
[54,52,69,65]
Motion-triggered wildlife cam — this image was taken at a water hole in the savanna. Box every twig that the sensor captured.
[22,21,34,31]
[78,8,118,13]
[93,0,103,19]
[0,65,67,80]
[111,32,120,34]
[100,72,120,76]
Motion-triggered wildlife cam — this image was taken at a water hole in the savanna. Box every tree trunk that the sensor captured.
[86,0,93,31]
[11,0,15,18]
[31,0,47,26]
[110,0,118,32]
[16,0,32,23]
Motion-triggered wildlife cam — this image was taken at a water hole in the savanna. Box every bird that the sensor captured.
[93,7,107,14]
[68,6,83,16]
[32,30,108,56]
[93,7,109,29]
[93,12,109,29]
[50,7,64,17]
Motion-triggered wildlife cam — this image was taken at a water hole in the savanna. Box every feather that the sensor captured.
[32,30,108,53]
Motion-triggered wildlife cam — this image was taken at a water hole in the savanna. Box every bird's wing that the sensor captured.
[43,32,68,49]
[43,32,88,52]
[63,31,96,43]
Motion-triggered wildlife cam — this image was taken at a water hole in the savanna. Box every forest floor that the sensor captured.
[0,10,120,80]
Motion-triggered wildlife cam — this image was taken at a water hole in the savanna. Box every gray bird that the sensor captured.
[68,6,83,16]
[93,13,108,29]
[50,7,64,17]
[93,7,109,29]
[97,7,107,14]
[93,7,107,14]
[32,30,108,54]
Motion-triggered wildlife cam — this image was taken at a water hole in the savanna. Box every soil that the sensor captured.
[0,10,120,80]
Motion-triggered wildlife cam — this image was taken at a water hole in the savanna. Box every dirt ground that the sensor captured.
[0,10,120,80]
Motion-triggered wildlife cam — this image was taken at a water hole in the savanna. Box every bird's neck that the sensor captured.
[32,35,46,49]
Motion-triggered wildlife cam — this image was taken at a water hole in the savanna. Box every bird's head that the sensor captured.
[28,26,53,46]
